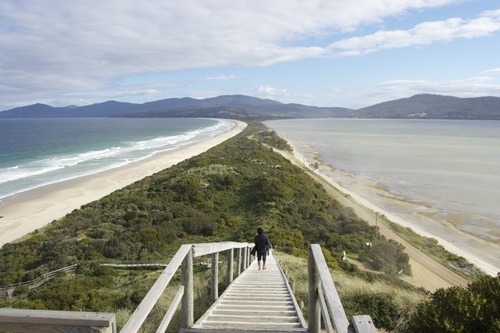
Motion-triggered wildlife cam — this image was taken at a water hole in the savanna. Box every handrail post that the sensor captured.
[181,246,194,328]
[247,246,252,267]
[211,252,219,303]
[226,248,234,284]
[308,246,321,333]
[236,248,242,277]
[242,247,248,269]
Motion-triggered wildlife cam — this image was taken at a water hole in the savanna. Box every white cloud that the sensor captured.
[0,1,461,73]
[257,85,290,98]
[205,75,236,81]
[330,9,500,55]
[483,68,500,75]
[0,0,494,109]
[360,76,500,105]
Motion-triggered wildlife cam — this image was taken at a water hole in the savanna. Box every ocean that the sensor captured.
[0,117,235,200]
[265,119,500,272]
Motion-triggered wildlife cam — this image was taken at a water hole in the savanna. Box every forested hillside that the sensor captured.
[0,123,413,330]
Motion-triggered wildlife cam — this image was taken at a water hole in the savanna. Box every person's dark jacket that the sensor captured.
[254,234,271,253]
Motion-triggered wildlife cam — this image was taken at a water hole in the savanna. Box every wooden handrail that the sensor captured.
[1,243,377,332]
[308,244,377,333]
[120,241,253,333]
[0,308,116,333]
[0,242,252,333]
[0,264,78,298]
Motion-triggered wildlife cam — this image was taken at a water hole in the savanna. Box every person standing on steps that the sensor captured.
[254,228,271,270]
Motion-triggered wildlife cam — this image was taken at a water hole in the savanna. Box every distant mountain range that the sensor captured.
[1,94,499,120]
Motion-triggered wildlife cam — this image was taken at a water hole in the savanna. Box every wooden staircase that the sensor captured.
[182,253,307,332]
[1,243,377,332]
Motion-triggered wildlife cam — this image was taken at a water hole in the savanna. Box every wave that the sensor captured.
[0,119,235,199]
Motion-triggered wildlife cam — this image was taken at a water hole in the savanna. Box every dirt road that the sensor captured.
[280,150,469,291]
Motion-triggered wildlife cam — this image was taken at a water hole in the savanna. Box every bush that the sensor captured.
[345,292,400,330]
[408,274,500,332]
[365,239,411,275]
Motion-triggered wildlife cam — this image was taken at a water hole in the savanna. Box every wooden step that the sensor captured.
[190,254,307,331]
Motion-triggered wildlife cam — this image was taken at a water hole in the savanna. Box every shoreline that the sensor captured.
[0,120,247,247]
[288,144,500,276]
[278,149,469,292]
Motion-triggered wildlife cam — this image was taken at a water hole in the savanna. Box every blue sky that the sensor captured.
[1,0,499,111]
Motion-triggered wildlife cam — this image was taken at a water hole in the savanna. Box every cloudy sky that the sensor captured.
[1,0,499,110]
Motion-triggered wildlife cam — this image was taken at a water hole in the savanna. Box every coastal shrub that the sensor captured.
[407,274,500,332]
[257,130,292,151]
[346,292,400,330]
[365,239,411,275]
[387,220,484,278]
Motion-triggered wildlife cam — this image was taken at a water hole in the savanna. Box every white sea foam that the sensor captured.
[0,118,235,200]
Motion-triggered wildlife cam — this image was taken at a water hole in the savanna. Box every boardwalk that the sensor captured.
[185,253,307,332]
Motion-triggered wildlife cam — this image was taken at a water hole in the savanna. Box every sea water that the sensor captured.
[266,119,500,272]
[0,117,235,200]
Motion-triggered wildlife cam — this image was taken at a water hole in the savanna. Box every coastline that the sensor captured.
[278,146,493,291]
[0,120,247,247]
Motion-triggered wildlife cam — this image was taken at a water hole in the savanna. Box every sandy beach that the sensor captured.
[0,120,247,247]
[277,147,496,291]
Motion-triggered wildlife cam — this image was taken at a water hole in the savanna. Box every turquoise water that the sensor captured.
[0,118,235,200]
[266,119,500,271]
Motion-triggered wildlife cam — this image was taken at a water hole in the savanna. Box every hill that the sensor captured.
[0,95,351,119]
[354,94,500,119]
[1,93,500,119]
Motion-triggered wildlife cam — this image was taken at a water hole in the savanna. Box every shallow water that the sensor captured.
[266,119,500,271]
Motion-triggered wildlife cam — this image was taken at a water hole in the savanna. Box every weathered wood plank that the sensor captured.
[310,244,350,333]
[191,242,251,257]
[226,248,234,284]
[308,247,321,333]
[180,329,308,333]
[181,247,194,328]
[211,252,219,303]
[120,244,192,333]
[318,289,334,333]
[0,308,115,333]
[155,286,184,333]
[352,315,377,333]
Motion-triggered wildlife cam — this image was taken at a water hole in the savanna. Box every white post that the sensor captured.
[181,247,193,328]
[236,248,242,277]
[242,247,248,270]
[211,252,219,303]
[308,246,320,333]
[226,248,234,284]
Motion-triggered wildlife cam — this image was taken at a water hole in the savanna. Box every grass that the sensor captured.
[382,217,485,279]
[275,250,427,332]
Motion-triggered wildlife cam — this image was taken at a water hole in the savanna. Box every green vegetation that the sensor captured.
[277,251,426,332]
[386,219,484,279]
[0,123,411,328]
[359,238,411,275]
[407,274,500,332]
[251,128,293,151]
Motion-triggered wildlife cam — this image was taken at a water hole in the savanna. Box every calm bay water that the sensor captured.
[266,119,500,271]
[0,118,235,200]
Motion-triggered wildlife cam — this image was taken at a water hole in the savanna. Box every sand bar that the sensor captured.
[0,120,247,247]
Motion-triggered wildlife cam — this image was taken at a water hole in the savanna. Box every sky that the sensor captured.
[1,0,499,111]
